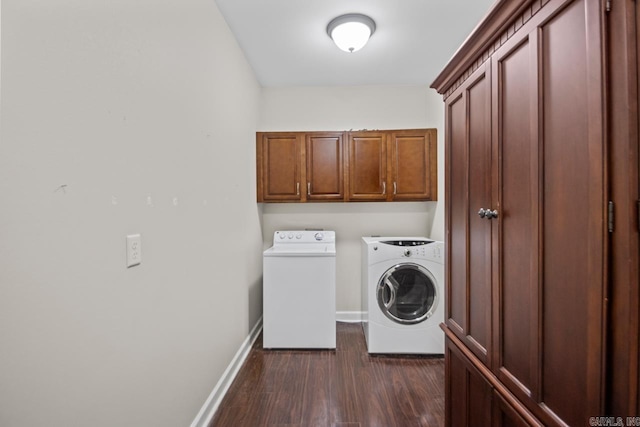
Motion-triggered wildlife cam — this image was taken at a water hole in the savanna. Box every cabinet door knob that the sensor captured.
[478,208,499,219]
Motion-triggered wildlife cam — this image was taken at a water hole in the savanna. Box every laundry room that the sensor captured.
[4,0,635,426]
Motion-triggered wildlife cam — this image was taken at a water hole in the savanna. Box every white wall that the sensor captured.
[259,85,445,312]
[0,1,263,426]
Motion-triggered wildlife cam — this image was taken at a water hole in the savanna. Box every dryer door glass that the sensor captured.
[376,263,438,325]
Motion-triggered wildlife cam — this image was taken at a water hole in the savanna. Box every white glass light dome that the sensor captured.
[327,14,376,53]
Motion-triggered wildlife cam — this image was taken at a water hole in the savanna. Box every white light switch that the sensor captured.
[126,234,142,268]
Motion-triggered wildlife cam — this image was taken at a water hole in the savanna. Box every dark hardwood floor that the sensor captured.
[209,322,444,427]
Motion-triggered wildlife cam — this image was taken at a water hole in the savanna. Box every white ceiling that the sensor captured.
[215,0,496,87]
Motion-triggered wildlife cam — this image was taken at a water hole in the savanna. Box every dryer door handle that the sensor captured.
[383,278,397,309]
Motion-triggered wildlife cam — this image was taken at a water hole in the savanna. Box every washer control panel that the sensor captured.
[273,230,335,245]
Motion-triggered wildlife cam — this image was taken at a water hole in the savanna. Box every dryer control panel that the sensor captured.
[381,239,432,258]
[364,238,443,264]
[380,240,433,247]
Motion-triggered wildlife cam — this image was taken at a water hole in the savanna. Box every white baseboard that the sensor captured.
[336,311,363,323]
[190,317,263,427]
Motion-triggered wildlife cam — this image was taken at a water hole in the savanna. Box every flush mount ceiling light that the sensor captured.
[326,13,376,53]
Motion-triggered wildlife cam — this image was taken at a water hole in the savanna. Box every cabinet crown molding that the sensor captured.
[431,0,549,96]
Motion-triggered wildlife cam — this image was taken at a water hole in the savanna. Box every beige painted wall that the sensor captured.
[259,85,445,312]
[0,1,263,426]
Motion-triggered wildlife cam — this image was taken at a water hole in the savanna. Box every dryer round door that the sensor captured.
[376,262,439,325]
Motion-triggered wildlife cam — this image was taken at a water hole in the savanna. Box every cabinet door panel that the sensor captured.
[446,93,467,336]
[539,0,605,424]
[389,129,437,201]
[306,133,344,201]
[446,338,493,427]
[348,132,387,201]
[448,341,468,427]
[493,34,539,399]
[467,66,493,363]
[445,63,493,366]
[259,133,302,201]
[492,391,532,427]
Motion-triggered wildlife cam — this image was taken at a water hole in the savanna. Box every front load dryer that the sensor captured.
[361,237,444,354]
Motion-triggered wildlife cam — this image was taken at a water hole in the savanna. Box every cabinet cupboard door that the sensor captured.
[388,129,437,201]
[305,132,344,201]
[491,0,606,424]
[447,338,493,427]
[347,131,387,201]
[445,63,493,366]
[493,391,534,427]
[491,26,540,406]
[257,133,302,202]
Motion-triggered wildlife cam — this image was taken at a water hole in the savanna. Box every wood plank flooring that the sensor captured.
[209,322,444,427]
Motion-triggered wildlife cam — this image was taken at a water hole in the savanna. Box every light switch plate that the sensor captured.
[126,234,141,268]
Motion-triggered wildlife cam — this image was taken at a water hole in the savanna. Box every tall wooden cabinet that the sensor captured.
[433,0,640,425]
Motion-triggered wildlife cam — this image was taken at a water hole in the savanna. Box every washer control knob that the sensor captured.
[295,233,302,239]
[288,233,294,239]
[279,233,286,239]
[314,232,324,241]
[404,249,412,257]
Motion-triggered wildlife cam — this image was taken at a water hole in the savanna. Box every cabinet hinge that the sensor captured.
[606,0,612,12]
[608,201,615,233]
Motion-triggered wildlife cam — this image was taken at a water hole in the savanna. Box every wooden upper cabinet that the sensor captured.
[347,131,388,201]
[256,132,302,202]
[388,129,437,201]
[257,129,437,203]
[305,132,345,201]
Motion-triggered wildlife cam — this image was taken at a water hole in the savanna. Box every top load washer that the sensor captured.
[362,237,444,354]
[263,230,336,349]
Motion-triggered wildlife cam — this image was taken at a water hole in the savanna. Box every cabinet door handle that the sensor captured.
[296,182,300,196]
[382,182,386,195]
[307,182,311,196]
[478,208,487,218]
[393,182,397,195]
